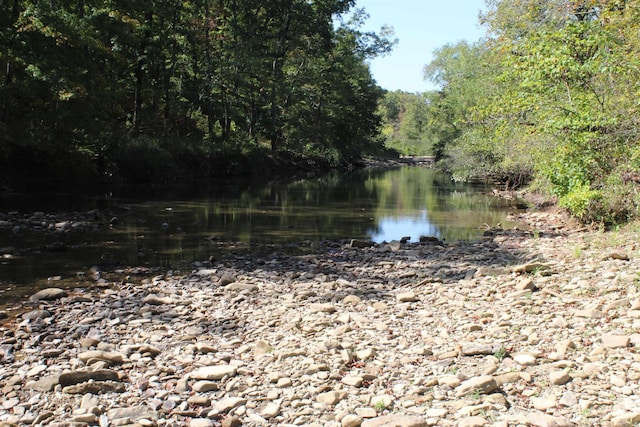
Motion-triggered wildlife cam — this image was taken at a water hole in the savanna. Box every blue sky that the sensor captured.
[355,0,488,92]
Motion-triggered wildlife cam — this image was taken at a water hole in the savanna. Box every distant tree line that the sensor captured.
[0,0,395,189]
[380,0,640,224]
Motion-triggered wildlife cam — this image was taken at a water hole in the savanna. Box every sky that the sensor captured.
[355,0,488,93]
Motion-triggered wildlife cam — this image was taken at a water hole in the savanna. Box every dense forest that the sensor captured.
[0,0,396,189]
[382,0,640,224]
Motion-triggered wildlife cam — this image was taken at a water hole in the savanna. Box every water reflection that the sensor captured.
[0,167,523,285]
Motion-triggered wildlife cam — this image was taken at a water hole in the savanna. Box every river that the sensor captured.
[0,167,523,299]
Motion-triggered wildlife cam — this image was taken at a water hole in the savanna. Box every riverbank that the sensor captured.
[2,210,640,426]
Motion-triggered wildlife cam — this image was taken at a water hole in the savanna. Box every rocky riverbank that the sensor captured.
[2,210,640,427]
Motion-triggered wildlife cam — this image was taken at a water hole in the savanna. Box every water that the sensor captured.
[0,167,523,290]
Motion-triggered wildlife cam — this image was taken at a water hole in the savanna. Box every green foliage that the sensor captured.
[419,0,640,223]
[0,0,395,189]
[378,91,431,155]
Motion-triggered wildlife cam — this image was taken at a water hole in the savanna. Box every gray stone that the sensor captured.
[190,365,237,380]
[30,287,67,302]
[456,376,499,397]
[214,397,247,413]
[62,381,125,394]
[316,391,347,405]
[59,369,120,386]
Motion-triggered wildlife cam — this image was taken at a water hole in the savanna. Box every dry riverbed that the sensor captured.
[2,210,640,427]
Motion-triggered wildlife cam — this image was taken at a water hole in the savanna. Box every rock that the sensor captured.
[611,413,640,427]
[350,239,375,248]
[361,415,428,427]
[107,406,159,422]
[512,352,537,366]
[190,365,237,380]
[396,292,417,303]
[29,287,67,302]
[342,414,363,427]
[78,350,124,365]
[512,263,550,274]
[456,376,499,397]
[457,417,489,427]
[193,380,218,392]
[527,413,574,427]
[261,402,280,418]
[461,344,500,356]
[309,303,337,313]
[516,278,535,291]
[214,397,247,413]
[142,294,174,305]
[610,251,630,261]
[59,369,120,386]
[221,416,242,427]
[344,295,362,304]
[217,273,237,286]
[225,282,258,292]
[190,419,214,427]
[22,309,52,320]
[62,381,125,394]
[549,370,572,385]
[531,397,557,411]
[25,374,61,391]
[342,375,364,387]
[603,334,630,348]
[317,391,348,405]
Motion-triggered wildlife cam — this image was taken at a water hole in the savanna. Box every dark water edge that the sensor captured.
[0,166,525,305]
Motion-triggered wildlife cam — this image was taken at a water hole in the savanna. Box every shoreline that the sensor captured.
[2,210,640,426]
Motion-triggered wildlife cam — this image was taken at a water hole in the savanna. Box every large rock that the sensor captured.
[456,375,499,397]
[190,365,237,380]
[59,369,120,386]
[30,288,67,302]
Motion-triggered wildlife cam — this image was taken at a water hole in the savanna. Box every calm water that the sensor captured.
[0,167,522,290]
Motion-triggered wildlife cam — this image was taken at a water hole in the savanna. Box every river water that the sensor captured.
[0,167,522,296]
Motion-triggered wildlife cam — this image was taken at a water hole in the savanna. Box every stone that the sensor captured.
[603,334,630,348]
[611,413,640,427]
[512,352,537,366]
[516,278,535,291]
[610,251,630,261]
[526,413,574,427]
[59,369,120,386]
[456,376,499,397]
[342,375,364,387]
[396,292,417,303]
[214,397,247,413]
[457,417,489,427]
[190,419,214,427]
[193,380,218,392]
[549,371,572,386]
[22,309,52,320]
[221,416,242,427]
[317,391,347,405]
[225,282,258,292]
[310,303,337,313]
[531,397,557,411]
[106,406,159,422]
[190,365,237,380]
[344,295,362,304]
[361,415,428,427]
[261,402,280,418]
[30,287,67,302]
[25,375,61,391]
[62,381,125,394]
[342,414,363,427]
[77,350,124,365]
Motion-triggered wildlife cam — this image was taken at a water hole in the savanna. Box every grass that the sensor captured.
[373,400,388,412]
[493,346,507,361]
